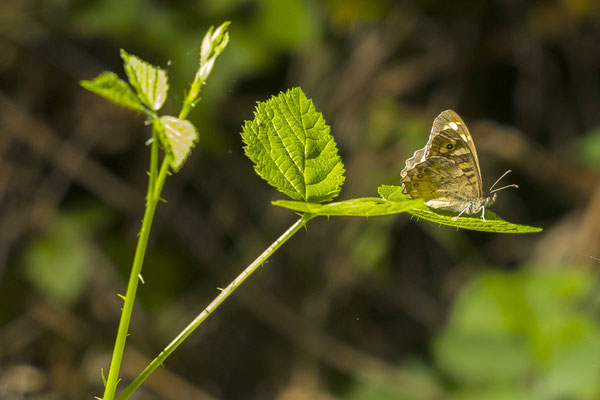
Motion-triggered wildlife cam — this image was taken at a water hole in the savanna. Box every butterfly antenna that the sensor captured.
[489,170,517,193]
[490,183,519,194]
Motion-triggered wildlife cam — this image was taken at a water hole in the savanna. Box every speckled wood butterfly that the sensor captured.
[401,110,517,220]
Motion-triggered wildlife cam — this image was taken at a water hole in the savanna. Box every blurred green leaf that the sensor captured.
[451,387,535,400]
[575,125,600,170]
[435,331,532,384]
[22,214,93,306]
[433,268,600,398]
[254,0,321,50]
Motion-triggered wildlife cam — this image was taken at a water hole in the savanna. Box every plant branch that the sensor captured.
[102,155,172,400]
[115,213,316,400]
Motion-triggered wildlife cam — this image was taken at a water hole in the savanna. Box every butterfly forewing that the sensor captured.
[428,110,483,197]
[401,110,495,215]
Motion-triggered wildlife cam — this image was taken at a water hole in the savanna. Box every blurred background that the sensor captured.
[2,1,600,399]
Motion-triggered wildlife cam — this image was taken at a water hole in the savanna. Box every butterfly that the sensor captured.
[400,110,517,221]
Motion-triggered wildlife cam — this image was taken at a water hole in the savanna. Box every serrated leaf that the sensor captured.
[120,49,169,111]
[378,185,543,233]
[241,87,345,203]
[273,196,424,217]
[80,72,146,113]
[154,116,199,171]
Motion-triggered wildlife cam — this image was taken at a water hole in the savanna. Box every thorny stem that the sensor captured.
[115,213,316,400]
[102,155,172,400]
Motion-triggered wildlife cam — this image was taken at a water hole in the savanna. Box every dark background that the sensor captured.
[1,1,600,399]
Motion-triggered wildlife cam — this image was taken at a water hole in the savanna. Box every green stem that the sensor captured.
[178,86,202,121]
[102,156,172,400]
[148,133,158,194]
[115,213,316,400]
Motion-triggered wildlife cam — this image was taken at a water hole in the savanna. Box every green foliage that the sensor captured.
[22,212,97,306]
[378,185,543,233]
[241,87,345,203]
[242,91,538,233]
[120,49,169,112]
[272,197,423,217]
[153,116,199,171]
[575,125,600,170]
[346,267,600,400]
[80,72,146,114]
[81,23,230,174]
[434,268,600,399]
[199,22,231,81]
[181,21,231,119]
[78,23,231,400]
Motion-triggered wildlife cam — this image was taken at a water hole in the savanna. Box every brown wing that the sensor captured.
[426,110,483,197]
[400,148,426,181]
[401,156,477,212]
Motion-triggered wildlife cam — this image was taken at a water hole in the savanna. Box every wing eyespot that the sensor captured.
[446,143,454,150]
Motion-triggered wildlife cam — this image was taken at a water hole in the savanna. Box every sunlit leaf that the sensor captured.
[120,49,169,111]
[379,185,543,233]
[273,196,423,217]
[154,116,199,171]
[241,87,345,203]
[80,72,146,113]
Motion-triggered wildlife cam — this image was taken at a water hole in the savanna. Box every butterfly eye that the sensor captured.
[445,143,454,150]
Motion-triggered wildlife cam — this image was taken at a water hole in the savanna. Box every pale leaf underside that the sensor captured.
[155,116,199,171]
[121,50,169,111]
[273,197,424,217]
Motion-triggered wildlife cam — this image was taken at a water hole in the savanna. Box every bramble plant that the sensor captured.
[81,21,542,400]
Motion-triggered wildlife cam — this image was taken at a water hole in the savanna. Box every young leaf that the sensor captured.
[273,196,424,217]
[120,49,169,111]
[241,87,345,203]
[379,185,543,233]
[80,72,146,114]
[180,22,231,119]
[153,116,199,171]
[199,21,231,80]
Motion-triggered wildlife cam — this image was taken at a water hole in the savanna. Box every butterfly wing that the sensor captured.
[401,155,479,212]
[426,110,484,197]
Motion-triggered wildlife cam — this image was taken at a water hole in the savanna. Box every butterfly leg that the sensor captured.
[480,206,486,221]
[452,205,470,221]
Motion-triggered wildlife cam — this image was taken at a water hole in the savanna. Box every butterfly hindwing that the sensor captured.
[401,156,479,212]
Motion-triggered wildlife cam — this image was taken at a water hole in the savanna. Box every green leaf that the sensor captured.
[199,21,231,78]
[241,87,345,203]
[273,197,423,217]
[181,21,231,120]
[379,185,543,233]
[22,213,94,306]
[120,49,169,111]
[153,116,199,171]
[80,72,146,113]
